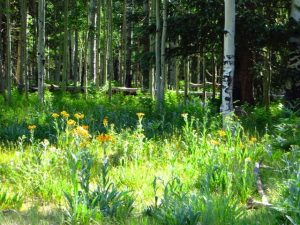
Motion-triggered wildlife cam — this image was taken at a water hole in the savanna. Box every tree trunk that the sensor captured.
[125,0,132,87]
[202,53,206,102]
[263,49,271,109]
[62,0,69,90]
[184,58,189,105]
[155,0,162,110]
[141,0,150,90]
[102,0,107,86]
[149,0,155,98]
[6,0,12,104]
[38,0,45,103]
[107,0,113,100]
[74,29,79,86]
[285,0,300,103]
[88,0,97,84]
[220,0,235,123]
[160,0,167,102]
[234,43,254,104]
[96,0,102,88]
[0,4,4,96]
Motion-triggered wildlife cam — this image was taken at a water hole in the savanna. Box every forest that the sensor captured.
[0,0,299,224]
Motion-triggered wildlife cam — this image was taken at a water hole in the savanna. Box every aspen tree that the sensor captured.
[220,0,235,125]
[6,0,12,104]
[38,0,45,103]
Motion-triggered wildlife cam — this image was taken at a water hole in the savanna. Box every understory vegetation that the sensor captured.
[0,91,299,225]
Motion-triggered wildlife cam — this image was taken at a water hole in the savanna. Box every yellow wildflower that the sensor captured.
[82,125,89,130]
[181,113,188,119]
[61,111,70,118]
[96,134,114,143]
[250,137,257,143]
[210,139,220,146]
[73,126,90,138]
[52,113,59,119]
[67,119,76,126]
[103,117,108,127]
[217,130,226,137]
[28,125,36,131]
[136,112,145,120]
[74,113,84,120]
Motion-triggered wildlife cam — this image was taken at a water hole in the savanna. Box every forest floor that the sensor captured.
[0,91,299,224]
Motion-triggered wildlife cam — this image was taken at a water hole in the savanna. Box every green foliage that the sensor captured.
[0,188,23,211]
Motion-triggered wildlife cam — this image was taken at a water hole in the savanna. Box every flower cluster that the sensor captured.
[96,134,114,143]
[74,113,84,120]
[61,111,70,118]
[28,125,36,131]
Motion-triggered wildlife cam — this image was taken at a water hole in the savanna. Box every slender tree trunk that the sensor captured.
[89,0,97,84]
[38,0,45,103]
[184,58,189,105]
[149,0,155,98]
[202,53,206,103]
[6,0,12,104]
[96,0,102,88]
[263,49,271,109]
[20,0,28,95]
[125,0,132,87]
[74,29,79,86]
[155,0,162,110]
[16,36,22,87]
[0,5,4,96]
[62,0,69,90]
[160,0,167,104]
[285,0,300,103]
[142,0,150,90]
[102,0,107,86]
[107,0,113,100]
[221,0,235,123]
[212,53,216,100]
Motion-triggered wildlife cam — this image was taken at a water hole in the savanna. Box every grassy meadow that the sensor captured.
[0,90,299,224]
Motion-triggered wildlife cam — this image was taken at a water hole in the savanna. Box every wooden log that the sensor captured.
[111,87,140,95]
[247,161,272,209]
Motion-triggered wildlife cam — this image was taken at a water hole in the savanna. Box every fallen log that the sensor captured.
[111,87,140,95]
[190,82,221,89]
[247,161,272,209]
[29,85,84,93]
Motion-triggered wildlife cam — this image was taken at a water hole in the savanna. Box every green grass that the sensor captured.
[0,90,299,224]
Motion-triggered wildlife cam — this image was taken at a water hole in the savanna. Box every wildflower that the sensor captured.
[210,139,220,146]
[67,119,76,126]
[217,130,226,137]
[80,140,91,148]
[73,126,89,138]
[28,125,36,131]
[41,139,50,149]
[181,113,188,119]
[245,157,252,163]
[74,113,84,120]
[96,134,114,143]
[82,125,89,130]
[136,112,145,117]
[250,137,257,143]
[61,111,70,118]
[103,117,108,127]
[52,113,59,119]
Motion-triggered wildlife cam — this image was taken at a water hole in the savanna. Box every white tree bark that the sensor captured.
[220,0,235,122]
[155,0,162,109]
[160,0,167,106]
[89,0,97,84]
[62,0,69,90]
[5,0,12,103]
[38,0,45,103]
